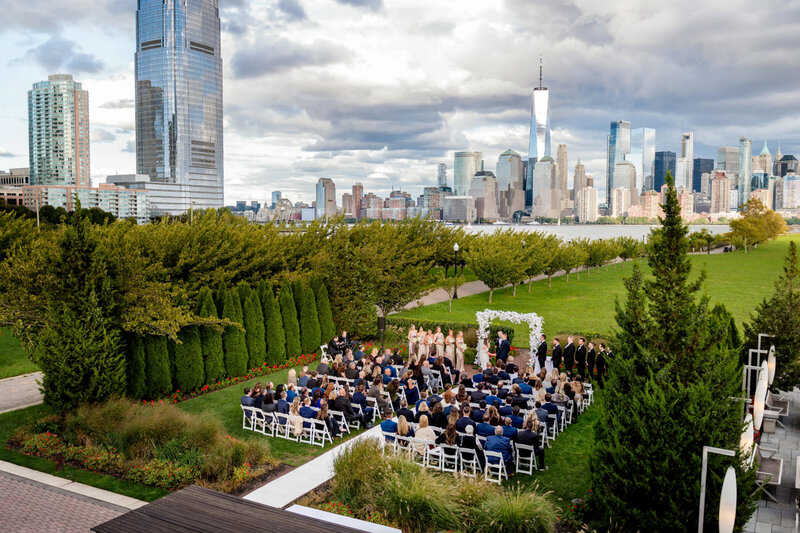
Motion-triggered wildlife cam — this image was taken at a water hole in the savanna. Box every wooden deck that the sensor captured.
[92,485,367,533]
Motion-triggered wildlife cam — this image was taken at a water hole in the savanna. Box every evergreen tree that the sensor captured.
[315,281,336,345]
[260,281,287,365]
[299,282,322,354]
[195,287,224,384]
[167,337,177,386]
[214,280,227,319]
[743,241,800,389]
[292,279,304,322]
[591,173,757,531]
[232,289,244,323]
[221,289,247,377]
[144,335,172,399]
[175,326,204,392]
[236,282,253,314]
[279,282,302,356]
[126,334,147,399]
[243,292,267,369]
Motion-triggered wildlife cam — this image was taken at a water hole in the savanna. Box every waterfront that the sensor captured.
[463,224,730,240]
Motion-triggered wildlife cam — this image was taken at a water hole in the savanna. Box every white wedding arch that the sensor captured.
[476,309,544,352]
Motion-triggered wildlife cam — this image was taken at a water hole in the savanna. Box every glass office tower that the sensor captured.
[135,0,223,213]
[627,127,655,193]
[738,137,752,208]
[606,121,631,204]
[653,151,676,192]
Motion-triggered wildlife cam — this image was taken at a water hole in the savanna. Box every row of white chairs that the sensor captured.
[241,405,351,447]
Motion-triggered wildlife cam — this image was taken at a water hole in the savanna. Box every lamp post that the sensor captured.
[697,446,737,533]
[453,243,460,299]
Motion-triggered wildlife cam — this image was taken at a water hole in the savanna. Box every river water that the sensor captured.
[462,224,730,241]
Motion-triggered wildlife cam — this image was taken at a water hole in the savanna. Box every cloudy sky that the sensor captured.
[1,0,799,205]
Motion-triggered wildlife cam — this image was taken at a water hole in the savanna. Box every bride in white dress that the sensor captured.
[477,339,493,370]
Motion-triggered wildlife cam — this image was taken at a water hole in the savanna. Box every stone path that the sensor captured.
[0,372,43,414]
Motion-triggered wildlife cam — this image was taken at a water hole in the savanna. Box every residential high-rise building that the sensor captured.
[469,171,499,220]
[674,132,694,191]
[532,156,558,218]
[752,140,772,176]
[738,137,752,208]
[775,155,799,177]
[437,163,447,188]
[352,182,364,219]
[341,193,354,217]
[784,175,800,209]
[573,160,587,193]
[24,183,148,223]
[28,74,90,187]
[528,56,551,165]
[271,191,281,208]
[716,146,740,178]
[709,170,731,214]
[315,178,336,219]
[692,158,714,192]
[576,186,598,223]
[556,144,568,207]
[606,120,631,204]
[654,151,676,191]
[135,0,223,214]
[610,187,631,218]
[496,149,523,192]
[627,127,655,193]
[453,151,482,196]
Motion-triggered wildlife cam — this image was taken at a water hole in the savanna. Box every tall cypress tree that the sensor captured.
[260,282,287,365]
[221,289,247,377]
[299,282,322,354]
[195,287,224,384]
[236,282,253,314]
[591,172,757,530]
[126,334,147,399]
[175,326,204,392]
[279,282,302,356]
[145,335,172,399]
[214,280,227,319]
[292,280,304,323]
[314,281,336,346]
[243,292,267,369]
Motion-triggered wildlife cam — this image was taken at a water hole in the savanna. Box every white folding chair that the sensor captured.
[395,435,413,458]
[381,431,398,454]
[329,410,350,435]
[484,451,508,484]
[557,405,567,431]
[431,370,444,390]
[515,443,537,474]
[459,448,482,477]
[251,409,267,435]
[548,414,559,440]
[298,417,314,445]
[312,419,333,447]
[584,383,594,406]
[365,397,380,421]
[320,345,329,357]
[241,405,255,431]
[275,413,294,440]
[438,445,459,473]
[409,438,428,466]
[261,411,277,437]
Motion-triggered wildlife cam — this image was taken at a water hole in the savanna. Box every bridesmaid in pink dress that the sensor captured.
[455,331,466,373]
[407,325,417,358]
[444,330,455,363]
[434,327,444,357]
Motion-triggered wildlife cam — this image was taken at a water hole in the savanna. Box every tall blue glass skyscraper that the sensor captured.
[692,158,714,193]
[654,151,676,191]
[606,120,630,204]
[134,0,223,214]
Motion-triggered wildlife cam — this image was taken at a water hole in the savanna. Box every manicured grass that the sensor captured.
[398,235,800,346]
[0,327,37,379]
[176,365,368,466]
[0,404,168,502]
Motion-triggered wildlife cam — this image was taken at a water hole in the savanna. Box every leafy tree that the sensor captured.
[729,198,787,253]
[126,334,147,399]
[314,281,336,344]
[466,230,525,303]
[543,241,568,288]
[260,282,287,365]
[577,238,605,277]
[591,172,757,531]
[435,270,466,313]
[616,236,644,266]
[299,283,322,354]
[174,326,204,392]
[243,292,267,369]
[221,289,247,377]
[279,282,302,356]
[144,335,172,399]
[522,232,557,293]
[561,241,588,282]
[743,241,800,390]
[195,287,224,384]
[0,211,36,263]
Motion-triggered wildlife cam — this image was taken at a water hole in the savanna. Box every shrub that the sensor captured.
[243,292,267,370]
[299,283,321,354]
[126,334,147,399]
[195,286,225,385]
[259,282,286,366]
[22,432,64,458]
[175,326,204,393]
[331,437,391,510]
[127,459,199,491]
[379,468,459,533]
[221,289,247,378]
[475,484,556,533]
[279,282,302,357]
[144,335,172,399]
[314,281,336,345]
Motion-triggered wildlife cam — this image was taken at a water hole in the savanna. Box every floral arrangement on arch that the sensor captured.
[475,309,544,352]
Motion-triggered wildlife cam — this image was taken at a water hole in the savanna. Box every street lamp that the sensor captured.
[697,446,737,533]
[453,243,460,299]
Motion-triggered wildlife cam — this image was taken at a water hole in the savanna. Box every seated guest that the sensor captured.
[509,385,529,409]
[545,379,556,395]
[518,379,533,395]
[328,336,342,356]
[298,367,310,388]
[353,345,365,361]
[517,418,547,470]
[420,361,434,389]
[311,388,323,409]
[368,378,393,418]
[485,388,501,408]
[435,424,460,460]
[456,384,469,404]
[486,406,502,426]
[261,392,277,413]
[276,391,289,414]
[287,368,297,387]
[472,372,484,385]
[459,425,485,468]
[506,357,519,375]
[241,387,255,407]
[317,399,340,438]
[251,383,264,409]
[382,367,393,385]
[470,383,488,403]
[443,397,458,417]
[389,349,404,367]
[456,406,477,432]
[496,383,510,400]
[430,401,448,429]
[534,401,549,427]
[306,372,320,390]
[497,365,511,382]
[395,415,415,444]
[299,397,316,419]
[380,416,398,441]
[404,380,420,406]
[502,417,518,441]
[316,356,330,376]
[415,401,431,424]
[476,413,495,437]
[485,425,514,472]
[442,383,455,405]
[508,406,524,429]
[415,390,430,410]
[564,383,578,421]
[396,398,415,423]
[499,398,514,417]
[344,361,359,380]
[414,416,437,452]
[285,383,297,403]
[471,400,487,423]
[334,388,370,429]
[542,393,561,424]
[429,387,442,405]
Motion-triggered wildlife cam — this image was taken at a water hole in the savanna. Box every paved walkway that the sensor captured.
[745,388,800,533]
[0,372,43,414]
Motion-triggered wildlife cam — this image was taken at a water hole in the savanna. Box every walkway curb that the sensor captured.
[0,460,147,510]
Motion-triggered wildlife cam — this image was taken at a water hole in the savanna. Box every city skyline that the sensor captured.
[0,0,799,205]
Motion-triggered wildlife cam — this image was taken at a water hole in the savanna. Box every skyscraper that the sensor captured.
[528,55,551,177]
[627,128,655,192]
[556,144,568,207]
[134,0,223,214]
[453,152,482,196]
[675,132,694,190]
[654,151,676,191]
[716,146,740,177]
[739,137,752,208]
[316,178,336,219]
[437,164,447,188]
[271,191,281,208]
[606,120,631,204]
[28,74,90,187]
[692,158,714,192]
[573,160,586,192]
[352,182,363,220]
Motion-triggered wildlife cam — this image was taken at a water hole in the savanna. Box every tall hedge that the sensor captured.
[222,289,247,377]
[279,282,302,356]
[299,283,322,354]
[243,292,267,369]
[145,335,172,399]
[315,281,336,345]
[232,289,244,324]
[126,334,147,399]
[195,286,224,384]
[259,281,287,365]
[214,280,227,319]
[292,280,304,323]
[236,282,253,314]
[175,326,204,392]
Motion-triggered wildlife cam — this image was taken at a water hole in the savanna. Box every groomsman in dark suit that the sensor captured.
[536,334,547,371]
[586,342,597,381]
[563,336,575,374]
[551,338,563,371]
[495,331,510,364]
[596,343,608,388]
[575,337,587,377]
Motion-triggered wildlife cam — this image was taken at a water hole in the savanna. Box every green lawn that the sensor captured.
[0,404,168,502]
[398,235,800,347]
[0,327,37,379]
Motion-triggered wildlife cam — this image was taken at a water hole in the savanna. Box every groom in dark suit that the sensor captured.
[551,338,563,371]
[495,331,510,364]
[536,334,547,371]
[563,336,576,374]
[575,337,587,377]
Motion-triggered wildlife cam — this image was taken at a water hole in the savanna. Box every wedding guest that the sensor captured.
[407,324,417,358]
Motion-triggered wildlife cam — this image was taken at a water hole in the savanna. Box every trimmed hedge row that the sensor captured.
[386,317,516,348]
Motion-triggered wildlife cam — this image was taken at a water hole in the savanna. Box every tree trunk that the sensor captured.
[566,272,570,282]
[586,266,591,277]
[548,275,552,288]
[513,283,517,297]
[528,279,533,292]
[488,289,493,303]
[506,286,509,298]
[449,298,452,313]
[444,265,449,278]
